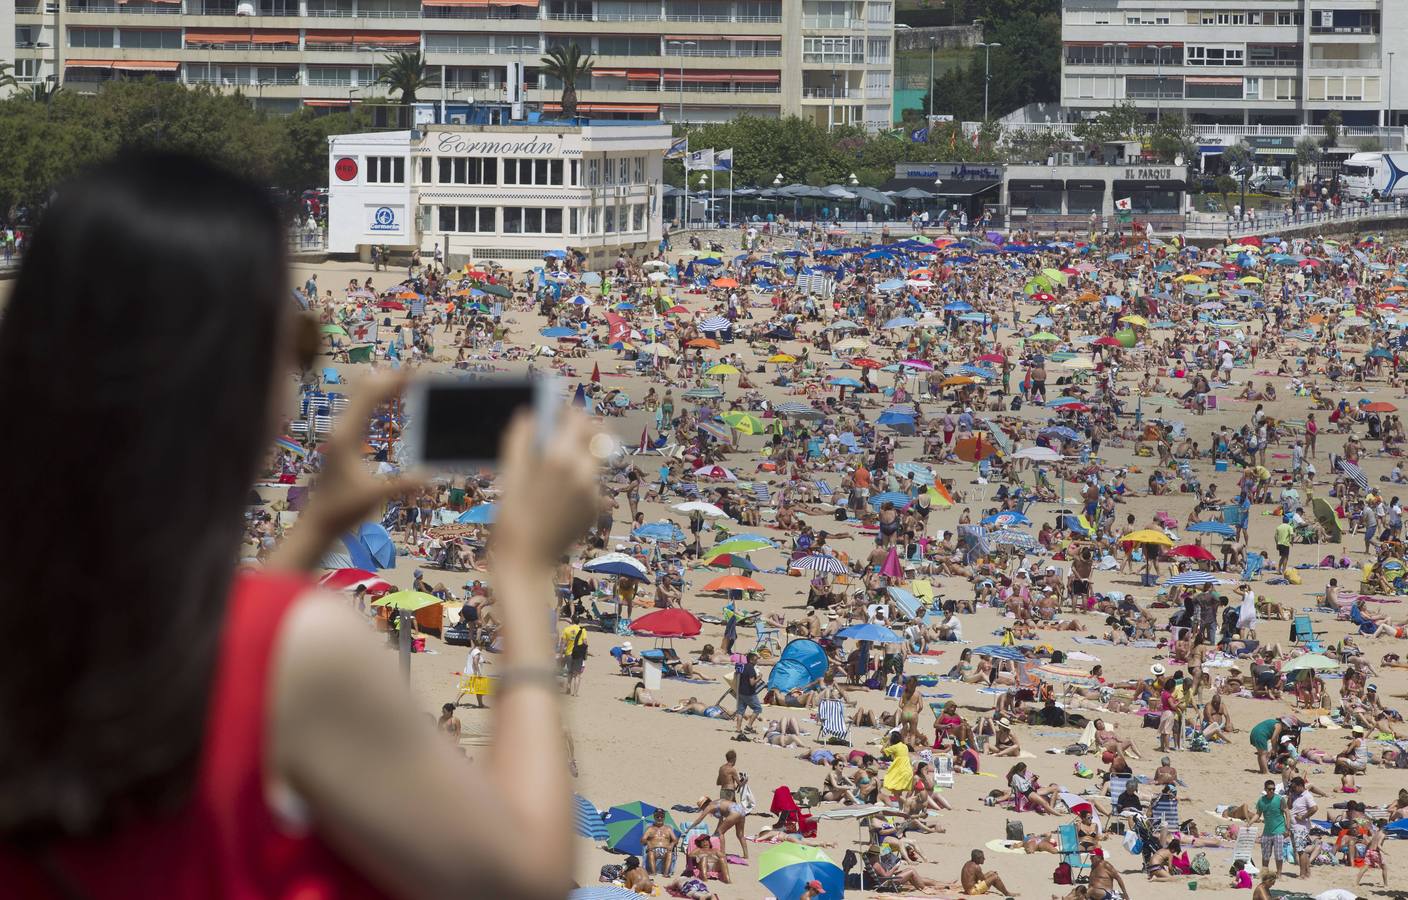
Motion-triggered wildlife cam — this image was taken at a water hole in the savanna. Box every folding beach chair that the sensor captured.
[1057,823,1092,882]
[751,483,771,505]
[932,755,955,788]
[1107,774,1131,802]
[753,620,782,658]
[815,480,835,502]
[1290,614,1327,652]
[1150,790,1180,830]
[816,698,850,745]
[1232,825,1260,869]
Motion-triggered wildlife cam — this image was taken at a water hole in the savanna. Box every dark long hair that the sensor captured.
[0,154,288,840]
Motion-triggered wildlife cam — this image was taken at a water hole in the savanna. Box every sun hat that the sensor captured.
[806,880,826,894]
[1150,663,1166,676]
[622,642,634,651]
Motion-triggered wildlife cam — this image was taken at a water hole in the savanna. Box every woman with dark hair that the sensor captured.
[0,154,603,899]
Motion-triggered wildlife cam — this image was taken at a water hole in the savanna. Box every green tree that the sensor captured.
[0,63,19,92]
[1213,174,1237,211]
[1321,111,1343,150]
[276,107,373,191]
[1148,113,1195,164]
[1072,101,1148,150]
[1294,136,1322,186]
[539,44,593,119]
[376,49,437,105]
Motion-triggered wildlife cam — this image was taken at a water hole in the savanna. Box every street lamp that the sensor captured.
[666,39,695,124]
[976,40,1001,120]
[773,173,784,186]
[1103,42,1128,107]
[848,172,859,186]
[830,67,839,131]
[1152,44,1173,123]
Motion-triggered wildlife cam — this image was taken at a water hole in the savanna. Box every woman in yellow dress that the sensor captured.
[881,730,914,802]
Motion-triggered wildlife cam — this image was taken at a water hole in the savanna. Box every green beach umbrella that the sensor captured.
[321,324,348,336]
[1029,332,1059,341]
[722,412,767,434]
[1282,653,1339,672]
[371,590,442,612]
[1114,329,1138,348]
[758,843,845,900]
[713,537,773,555]
[603,802,679,856]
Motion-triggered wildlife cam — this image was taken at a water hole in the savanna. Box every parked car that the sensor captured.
[1249,174,1292,195]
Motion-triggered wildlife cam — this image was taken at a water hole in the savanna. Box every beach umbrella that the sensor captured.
[1364,401,1397,413]
[982,511,1031,527]
[835,620,903,644]
[372,591,441,612]
[705,363,741,376]
[713,537,774,555]
[693,464,736,481]
[833,337,869,351]
[954,435,998,462]
[768,353,797,363]
[941,375,977,388]
[791,554,848,574]
[569,889,640,900]
[342,523,397,571]
[829,377,865,388]
[318,568,393,593]
[876,410,917,434]
[1120,529,1173,546]
[630,608,702,637]
[321,324,348,336]
[721,412,767,434]
[1013,446,1061,462]
[1162,571,1227,586]
[705,553,760,571]
[973,644,1026,661]
[988,529,1039,550]
[633,522,685,543]
[1337,459,1370,492]
[1031,664,1099,687]
[574,794,608,841]
[704,574,765,592]
[1029,332,1060,341]
[698,316,731,332]
[603,802,679,855]
[893,461,934,481]
[673,500,726,517]
[682,386,723,401]
[1168,544,1217,562]
[1186,521,1235,537]
[457,503,497,525]
[1119,315,1149,327]
[1282,653,1339,672]
[583,552,651,581]
[687,337,721,349]
[868,491,912,509]
[774,402,825,419]
[1311,496,1344,542]
[1039,426,1083,442]
[759,843,844,900]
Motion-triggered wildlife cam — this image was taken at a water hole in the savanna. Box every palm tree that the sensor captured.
[539,44,593,119]
[376,49,437,105]
[0,63,19,93]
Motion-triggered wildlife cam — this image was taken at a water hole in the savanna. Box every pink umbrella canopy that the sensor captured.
[630,608,703,638]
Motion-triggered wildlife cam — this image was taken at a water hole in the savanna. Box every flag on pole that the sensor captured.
[665,137,688,159]
[910,127,929,143]
[1115,197,1133,211]
[713,149,733,172]
[685,148,715,170]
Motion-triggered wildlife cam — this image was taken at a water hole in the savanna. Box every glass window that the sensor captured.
[632,204,645,230]
[69,28,114,48]
[439,206,457,232]
[633,156,644,183]
[121,29,181,49]
[570,159,580,185]
[587,207,599,233]
[604,206,615,233]
[544,208,563,234]
[569,207,579,234]
[366,156,405,184]
[503,207,523,233]
[618,157,628,183]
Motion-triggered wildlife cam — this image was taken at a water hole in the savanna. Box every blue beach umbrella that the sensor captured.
[457,503,497,525]
[574,794,608,841]
[1187,521,1236,537]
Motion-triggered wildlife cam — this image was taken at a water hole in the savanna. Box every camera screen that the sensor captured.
[420,381,534,462]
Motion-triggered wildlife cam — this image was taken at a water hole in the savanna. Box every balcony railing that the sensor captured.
[622,81,779,93]
[663,47,781,57]
[66,3,182,13]
[802,87,850,98]
[1308,57,1381,68]
[1309,25,1378,34]
[187,74,303,85]
[1246,58,1301,66]
[1124,90,1184,99]
[186,42,302,51]
[802,16,854,28]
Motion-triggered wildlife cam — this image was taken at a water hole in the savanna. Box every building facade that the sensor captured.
[1060,0,1407,126]
[328,121,672,265]
[11,0,895,130]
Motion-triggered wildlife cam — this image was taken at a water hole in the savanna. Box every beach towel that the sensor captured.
[816,699,850,745]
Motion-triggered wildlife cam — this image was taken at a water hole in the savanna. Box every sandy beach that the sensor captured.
[279,231,1408,900]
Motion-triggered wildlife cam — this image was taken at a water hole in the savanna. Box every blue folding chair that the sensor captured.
[1290,614,1326,652]
[1057,823,1092,881]
[1243,552,1265,582]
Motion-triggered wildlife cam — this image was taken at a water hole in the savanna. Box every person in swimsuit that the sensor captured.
[960,849,1015,896]
[643,808,679,876]
[686,834,731,884]
[688,796,750,860]
[897,677,925,746]
[1087,848,1129,900]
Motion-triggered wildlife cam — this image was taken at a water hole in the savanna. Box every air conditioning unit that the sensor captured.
[448,113,467,124]
[1058,152,1076,166]
[235,0,256,15]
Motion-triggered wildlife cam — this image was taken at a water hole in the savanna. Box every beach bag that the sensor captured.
[1191,853,1211,875]
[1006,819,1026,842]
[1123,830,1143,855]
[1052,862,1073,885]
[599,865,625,883]
[1143,712,1161,729]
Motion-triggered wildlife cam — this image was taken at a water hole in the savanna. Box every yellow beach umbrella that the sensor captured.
[1175,274,1204,283]
[706,363,740,376]
[1118,314,1148,327]
[768,353,797,363]
[1240,276,1264,285]
[1119,529,1174,546]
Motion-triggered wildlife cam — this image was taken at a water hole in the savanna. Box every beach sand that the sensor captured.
[279,250,1408,900]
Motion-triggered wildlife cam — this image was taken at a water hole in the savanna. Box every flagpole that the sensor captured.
[728,163,733,230]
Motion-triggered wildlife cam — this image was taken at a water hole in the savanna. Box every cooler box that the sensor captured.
[1215,460,1229,472]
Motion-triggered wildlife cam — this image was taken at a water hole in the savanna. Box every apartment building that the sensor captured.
[10,0,895,130]
[1061,0,1407,126]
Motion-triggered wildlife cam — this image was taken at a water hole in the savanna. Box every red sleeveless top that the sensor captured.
[0,572,389,899]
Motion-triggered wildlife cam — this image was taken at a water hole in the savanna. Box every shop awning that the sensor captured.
[1113,179,1187,192]
[305,99,355,107]
[1065,180,1106,191]
[1009,179,1062,191]
[729,72,780,83]
[626,69,661,81]
[662,70,779,83]
[1064,40,1183,47]
[354,32,421,46]
[305,31,355,44]
[490,0,539,5]
[592,68,628,77]
[65,60,116,68]
[69,59,180,70]
[423,0,491,5]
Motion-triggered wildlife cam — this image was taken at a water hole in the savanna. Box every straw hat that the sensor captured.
[1150,663,1167,676]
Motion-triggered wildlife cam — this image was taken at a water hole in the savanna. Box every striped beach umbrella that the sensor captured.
[573,794,608,841]
[1163,571,1231,587]
[791,554,849,574]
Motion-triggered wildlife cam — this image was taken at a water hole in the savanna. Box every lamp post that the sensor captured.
[1103,42,1128,107]
[698,172,710,229]
[1153,44,1173,123]
[976,40,1001,120]
[666,39,695,124]
[830,66,839,131]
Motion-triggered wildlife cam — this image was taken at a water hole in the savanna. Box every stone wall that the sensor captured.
[894,24,982,53]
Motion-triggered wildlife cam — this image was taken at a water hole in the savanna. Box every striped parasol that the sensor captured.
[973,644,1026,661]
[988,528,1039,550]
[1186,521,1236,537]
[773,402,825,419]
[698,316,731,332]
[1337,458,1369,492]
[573,793,608,841]
[868,491,913,509]
[791,554,849,574]
[1163,571,1230,587]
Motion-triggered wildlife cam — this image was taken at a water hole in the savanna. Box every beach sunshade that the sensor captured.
[1363,401,1397,413]
[704,574,764,593]
[630,607,702,637]
[758,841,844,900]
[603,802,679,855]
[1186,521,1235,537]
[457,503,497,525]
[705,552,760,571]
[955,435,998,462]
[835,622,902,643]
[1029,332,1060,341]
[713,537,774,554]
[1282,653,1339,672]
[1120,529,1174,546]
[687,337,721,349]
[1163,570,1226,586]
[632,522,686,543]
[982,511,1031,528]
[570,889,641,900]
[1312,496,1343,542]
[768,353,797,363]
[342,523,396,571]
[1013,446,1061,462]
[372,590,441,612]
[583,552,651,581]
[973,644,1025,661]
[721,412,767,434]
[705,363,741,376]
[574,794,608,841]
[318,568,392,593]
[1168,545,1217,562]
[1031,664,1100,687]
[1337,459,1370,492]
[791,554,848,574]
[673,500,726,517]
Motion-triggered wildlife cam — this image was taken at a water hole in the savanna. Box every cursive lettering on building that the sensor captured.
[436,133,562,157]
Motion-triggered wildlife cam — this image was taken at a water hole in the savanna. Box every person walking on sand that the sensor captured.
[717,749,741,800]
[1253,779,1290,877]
[735,651,763,736]
[960,849,1016,896]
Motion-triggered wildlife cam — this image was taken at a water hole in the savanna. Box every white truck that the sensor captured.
[1339,151,1408,200]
